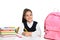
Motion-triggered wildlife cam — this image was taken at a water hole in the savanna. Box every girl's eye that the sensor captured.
[25,15,29,17]
[26,15,29,16]
[26,14,32,17]
[30,14,32,16]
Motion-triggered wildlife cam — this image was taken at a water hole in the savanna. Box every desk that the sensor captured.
[0,34,42,40]
[0,34,23,40]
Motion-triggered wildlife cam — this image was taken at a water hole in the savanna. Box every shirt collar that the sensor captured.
[27,21,33,28]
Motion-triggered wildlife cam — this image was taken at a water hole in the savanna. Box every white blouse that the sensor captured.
[18,21,41,37]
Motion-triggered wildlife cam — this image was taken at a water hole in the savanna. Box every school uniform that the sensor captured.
[18,21,41,40]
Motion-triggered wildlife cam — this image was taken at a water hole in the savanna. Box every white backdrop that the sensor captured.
[0,0,60,40]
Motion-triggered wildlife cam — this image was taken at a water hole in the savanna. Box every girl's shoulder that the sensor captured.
[18,22,24,28]
[33,21,38,24]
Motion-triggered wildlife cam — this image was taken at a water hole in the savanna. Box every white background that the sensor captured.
[0,0,60,40]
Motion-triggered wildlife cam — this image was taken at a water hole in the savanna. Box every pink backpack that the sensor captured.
[44,12,60,40]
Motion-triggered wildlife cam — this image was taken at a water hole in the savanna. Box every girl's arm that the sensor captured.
[32,24,41,37]
[18,23,24,35]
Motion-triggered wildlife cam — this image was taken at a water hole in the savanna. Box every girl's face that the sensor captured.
[24,11,33,23]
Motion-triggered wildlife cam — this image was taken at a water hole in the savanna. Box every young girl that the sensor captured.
[18,8,41,40]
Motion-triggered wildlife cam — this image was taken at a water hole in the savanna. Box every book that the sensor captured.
[0,27,19,35]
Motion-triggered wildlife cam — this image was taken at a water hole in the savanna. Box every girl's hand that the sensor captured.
[22,32,32,37]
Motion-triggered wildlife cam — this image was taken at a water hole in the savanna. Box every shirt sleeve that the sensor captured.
[32,23,41,37]
[18,23,24,35]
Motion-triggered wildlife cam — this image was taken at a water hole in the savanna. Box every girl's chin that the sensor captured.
[28,20,33,22]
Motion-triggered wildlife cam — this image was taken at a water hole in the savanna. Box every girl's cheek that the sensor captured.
[26,17,29,21]
[24,16,28,20]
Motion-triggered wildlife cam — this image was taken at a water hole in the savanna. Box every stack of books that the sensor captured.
[0,27,19,35]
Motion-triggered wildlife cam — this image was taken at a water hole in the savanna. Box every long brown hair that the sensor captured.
[22,8,32,23]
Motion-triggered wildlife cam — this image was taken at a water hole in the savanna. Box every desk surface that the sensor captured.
[0,34,43,40]
[0,34,22,40]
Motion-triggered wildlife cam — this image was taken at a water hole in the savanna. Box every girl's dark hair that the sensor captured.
[22,8,32,23]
